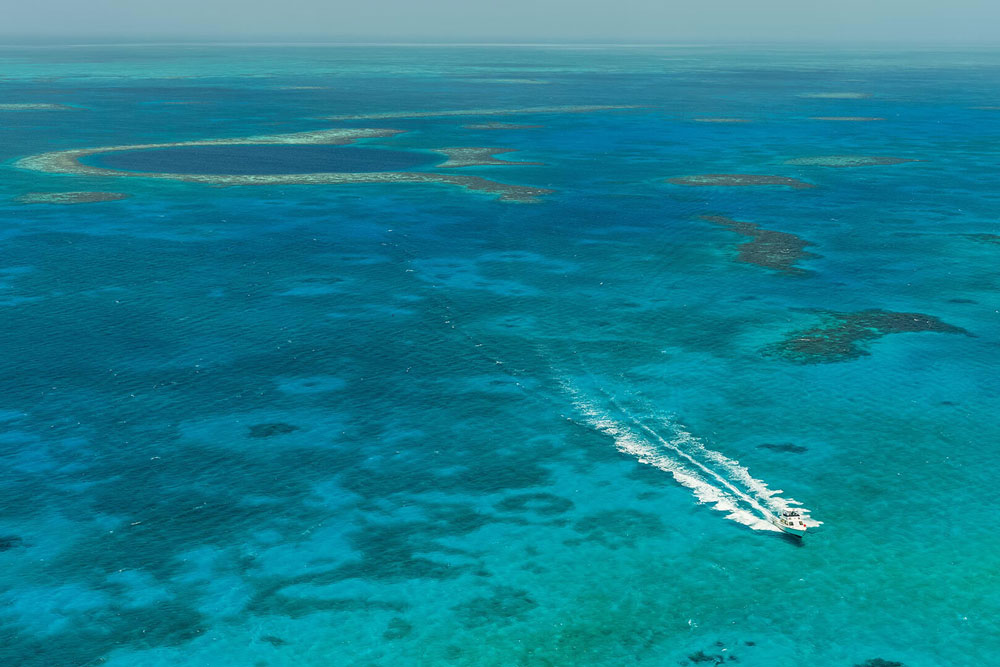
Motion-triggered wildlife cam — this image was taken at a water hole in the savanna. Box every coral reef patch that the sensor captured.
[16,191,129,205]
[463,122,543,130]
[0,535,24,551]
[495,492,574,516]
[700,215,817,274]
[451,586,538,628]
[757,443,809,454]
[668,174,814,189]
[766,310,970,363]
[680,640,753,666]
[248,423,300,439]
[785,156,918,167]
[259,635,289,646]
[432,147,543,168]
[685,649,726,664]
[382,617,413,640]
[14,127,552,203]
[0,103,72,111]
[966,233,1000,245]
[564,509,664,549]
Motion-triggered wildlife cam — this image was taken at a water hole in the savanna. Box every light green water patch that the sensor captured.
[785,156,919,168]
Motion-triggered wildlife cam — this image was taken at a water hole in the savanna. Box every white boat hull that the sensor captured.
[770,517,807,537]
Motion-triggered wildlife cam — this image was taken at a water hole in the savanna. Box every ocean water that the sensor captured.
[1,44,999,666]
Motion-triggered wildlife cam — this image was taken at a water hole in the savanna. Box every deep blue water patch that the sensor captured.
[84,144,439,175]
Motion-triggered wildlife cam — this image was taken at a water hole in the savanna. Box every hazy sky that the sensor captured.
[3,0,998,42]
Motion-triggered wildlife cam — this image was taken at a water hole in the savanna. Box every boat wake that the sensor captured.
[557,376,820,534]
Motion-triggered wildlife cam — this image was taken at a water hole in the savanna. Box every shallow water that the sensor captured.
[1,44,999,667]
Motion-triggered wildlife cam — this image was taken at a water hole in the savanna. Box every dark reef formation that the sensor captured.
[854,660,904,667]
[700,215,817,274]
[564,509,664,549]
[668,174,814,189]
[382,617,413,640]
[0,535,24,551]
[259,635,288,646]
[686,649,725,664]
[757,443,809,454]
[766,310,970,363]
[680,640,752,666]
[966,233,1000,245]
[248,423,300,439]
[495,492,574,516]
[451,586,538,628]
[16,191,129,205]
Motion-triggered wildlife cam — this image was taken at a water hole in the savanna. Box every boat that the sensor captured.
[771,509,808,537]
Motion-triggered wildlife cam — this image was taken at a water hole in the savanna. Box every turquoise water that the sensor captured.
[1,45,999,666]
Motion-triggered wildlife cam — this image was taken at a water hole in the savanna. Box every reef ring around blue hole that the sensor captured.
[82,144,441,175]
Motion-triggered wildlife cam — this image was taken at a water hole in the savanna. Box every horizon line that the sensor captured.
[4,39,1000,49]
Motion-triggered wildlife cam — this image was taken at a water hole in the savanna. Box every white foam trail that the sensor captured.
[558,373,820,533]
[624,399,821,528]
[559,379,778,532]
